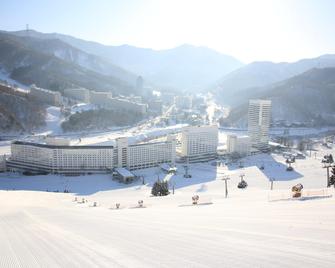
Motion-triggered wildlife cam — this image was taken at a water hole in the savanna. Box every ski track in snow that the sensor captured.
[0,191,334,268]
[1,146,335,267]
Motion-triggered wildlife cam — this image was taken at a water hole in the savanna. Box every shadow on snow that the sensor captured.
[227,153,303,181]
[0,154,305,195]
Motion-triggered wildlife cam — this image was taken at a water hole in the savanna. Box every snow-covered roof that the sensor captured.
[115,168,135,178]
[160,163,177,171]
[269,141,286,148]
[160,163,171,171]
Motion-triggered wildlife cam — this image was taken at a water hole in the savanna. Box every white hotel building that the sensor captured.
[226,134,251,156]
[248,99,272,151]
[64,88,90,103]
[29,85,62,106]
[7,136,176,174]
[180,125,218,163]
[90,91,147,115]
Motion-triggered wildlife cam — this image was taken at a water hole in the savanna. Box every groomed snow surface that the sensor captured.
[1,147,335,267]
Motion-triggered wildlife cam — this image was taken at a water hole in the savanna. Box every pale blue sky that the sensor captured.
[1,0,335,63]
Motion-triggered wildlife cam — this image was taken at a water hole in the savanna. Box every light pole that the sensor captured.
[183,164,191,178]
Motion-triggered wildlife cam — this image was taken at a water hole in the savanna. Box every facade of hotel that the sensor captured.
[29,85,62,106]
[248,99,272,151]
[107,98,147,115]
[89,91,113,105]
[64,88,90,103]
[180,125,218,163]
[90,91,147,115]
[226,134,251,156]
[7,136,176,174]
[116,136,176,170]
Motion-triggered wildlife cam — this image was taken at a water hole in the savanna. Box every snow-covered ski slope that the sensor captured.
[37,106,63,136]
[0,147,335,267]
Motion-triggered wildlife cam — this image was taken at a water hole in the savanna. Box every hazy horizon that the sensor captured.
[2,0,335,64]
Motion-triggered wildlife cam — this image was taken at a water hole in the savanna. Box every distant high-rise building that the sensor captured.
[248,99,271,151]
[136,76,144,91]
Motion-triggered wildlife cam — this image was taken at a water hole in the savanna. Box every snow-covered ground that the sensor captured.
[70,103,97,114]
[36,106,63,136]
[220,126,335,137]
[1,146,335,267]
[0,70,28,91]
[57,123,188,146]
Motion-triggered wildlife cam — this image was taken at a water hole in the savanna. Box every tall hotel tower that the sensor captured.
[248,99,271,151]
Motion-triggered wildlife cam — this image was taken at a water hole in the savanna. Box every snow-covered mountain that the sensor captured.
[14,36,138,84]
[0,32,137,95]
[10,30,243,91]
[0,84,45,132]
[216,55,335,104]
[222,67,335,127]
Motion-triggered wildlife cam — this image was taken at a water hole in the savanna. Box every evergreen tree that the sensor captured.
[329,154,334,164]
[151,180,170,196]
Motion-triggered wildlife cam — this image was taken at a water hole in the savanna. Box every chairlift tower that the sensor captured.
[221,175,230,198]
[183,157,192,178]
[183,164,191,178]
[322,155,334,187]
[283,127,290,147]
[26,24,30,37]
[270,178,275,190]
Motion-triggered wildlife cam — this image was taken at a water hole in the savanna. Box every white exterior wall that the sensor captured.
[53,148,114,171]
[108,98,147,114]
[30,85,61,106]
[9,142,114,172]
[128,137,176,170]
[90,91,113,105]
[248,99,271,150]
[90,91,147,114]
[64,88,90,103]
[9,137,175,173]
[226,135,251,156]
[181,125,218,161]
[10,142,53,170]
[116,137,128,168]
